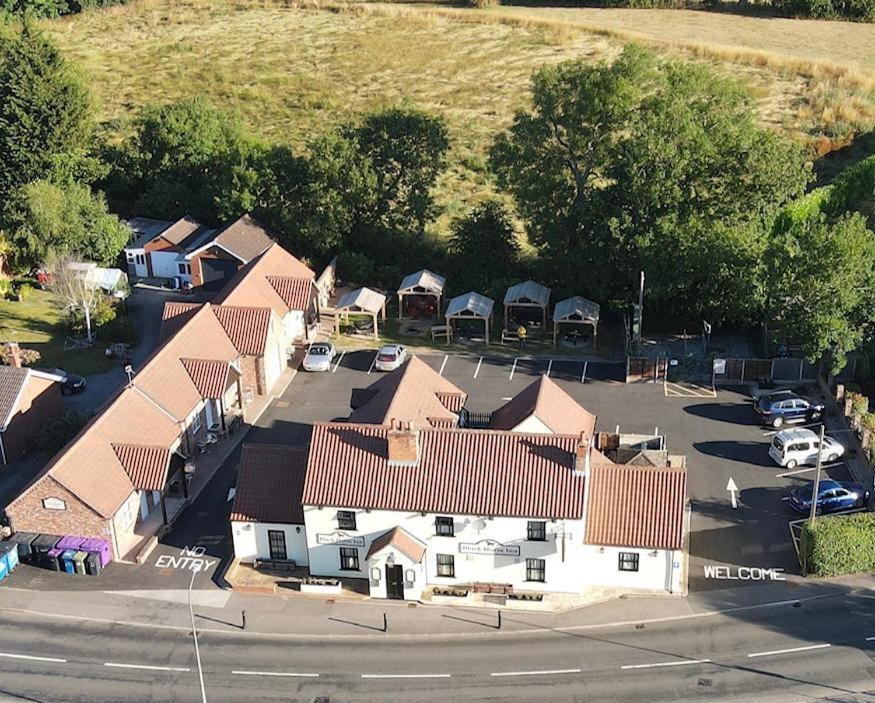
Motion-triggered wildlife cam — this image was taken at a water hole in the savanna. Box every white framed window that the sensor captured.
[619,552,640,572]
[436,554,455,577]
[191,411,202,435]
[42,497,66,510]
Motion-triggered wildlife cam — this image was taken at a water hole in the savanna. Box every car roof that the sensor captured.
[765,390,797,400]
[379,345,401,353]
[817,480,842,491]
[776,428,818,441]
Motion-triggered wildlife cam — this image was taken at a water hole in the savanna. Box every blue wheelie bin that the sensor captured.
[6,533,38,564]
[60,549,77,574]
[0,541,20,571]
[0,556,8,583]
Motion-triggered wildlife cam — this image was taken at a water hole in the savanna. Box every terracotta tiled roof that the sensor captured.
[303,424,585,519]
[211,215,274,262]
[349,356,466,430]
[212,305,271,356]
[111,444,170,491]
[266,276,313,311]
[161,302,202,342]
[230,444,308,524]
[490,376,596,440]
[180,358,231,399]
[216,243,315,317]
[0,366,28,428]
[366,527,426,563]
[585,464,687,550]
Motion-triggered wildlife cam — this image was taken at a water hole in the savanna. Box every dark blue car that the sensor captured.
[754,390,823,428]
[787,479,870,514]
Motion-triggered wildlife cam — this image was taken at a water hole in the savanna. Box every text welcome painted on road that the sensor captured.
[154,546,217,572]
[704,565,786,581]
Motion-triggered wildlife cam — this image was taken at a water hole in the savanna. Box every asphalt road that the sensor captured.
[0,590,873,702]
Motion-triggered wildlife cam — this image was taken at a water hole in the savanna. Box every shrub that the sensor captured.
[0,278,12,300]
[467,0,500,7]
[15,282,34,301]
[0,345,41,366]
[66,296,117,335]
[33,411,87,454]
[432,587,468,597]
[846,391,870,418]
[801,512,875,577]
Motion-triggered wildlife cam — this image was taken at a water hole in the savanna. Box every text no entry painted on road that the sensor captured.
[154,545,216,572]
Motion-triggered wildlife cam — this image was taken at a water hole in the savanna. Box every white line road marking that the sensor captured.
[509,358,518,381]
[491,668,581,677]
[332,351,345,372]
[367,353,378,374]
[473,356,483,379]
[438,354,448,376]
[621,659,710,670]
[546,359,553,377]
[105,662,191,672]
[361,674,451,679]
[500,397,513,401]
[581,361,588,383]
[747,644,831,658]
[865,636,875,641]
[0,652,67,664]
[233,670,319,678]
[776,462,844,478]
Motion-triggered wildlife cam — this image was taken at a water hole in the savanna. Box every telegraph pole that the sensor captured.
[808,424,826,523]
[189,568,207,703]
[637,271,645,355]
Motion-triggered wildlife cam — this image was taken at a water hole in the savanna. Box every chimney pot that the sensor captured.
[387,423,419,465]
[575,434,588,473]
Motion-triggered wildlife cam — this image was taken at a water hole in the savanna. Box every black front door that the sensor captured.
[385,564,404,599]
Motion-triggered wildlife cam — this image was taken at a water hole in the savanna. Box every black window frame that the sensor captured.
[337,510,357,531]
[525,558,545,583]
[339,546,359,571]
[436,553,455,577]
[618,552,640,572]
[435,516,454,537]
[527,521,547,541]
[267,529,287,561]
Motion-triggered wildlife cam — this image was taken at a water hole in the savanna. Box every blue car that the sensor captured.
[787,479,870,514]
[754,390,823,428]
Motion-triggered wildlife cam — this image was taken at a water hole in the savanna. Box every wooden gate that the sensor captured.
[626,356,668,383]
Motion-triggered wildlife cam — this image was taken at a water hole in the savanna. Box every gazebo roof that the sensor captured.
[445,291,494,319]
[398,269,445,295]
[335,287,386,314]
[553,296,600,323]
[504,280,551,307]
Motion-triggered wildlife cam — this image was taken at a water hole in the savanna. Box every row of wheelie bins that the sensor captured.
[0,533,110,580]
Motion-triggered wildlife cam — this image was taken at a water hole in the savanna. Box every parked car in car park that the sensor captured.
[786,479,870,514]
[753,389,824,428]
[769,428,844,469]
[302,342,337,372]
[375,345,407,372]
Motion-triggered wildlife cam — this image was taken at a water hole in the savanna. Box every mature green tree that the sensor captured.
[352,105,450,232]
[105,97,265,224]
[0,23,91,203]
[765,211,875,372]
[449,200,520,297]
[5,179,129,268]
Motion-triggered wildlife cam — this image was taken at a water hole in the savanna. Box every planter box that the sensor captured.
[430,593,471,605]
[300,581,342,595]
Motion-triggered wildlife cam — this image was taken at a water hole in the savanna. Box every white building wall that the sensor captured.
[231,521,309,566]
[510,416,552,434]
[580,544,681,593]
[149,251,188,280]
[283,311,306,346]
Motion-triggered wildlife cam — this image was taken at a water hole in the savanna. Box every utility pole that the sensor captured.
[637,271,645,355]
[189,568,207,703]
[808,424,826,523]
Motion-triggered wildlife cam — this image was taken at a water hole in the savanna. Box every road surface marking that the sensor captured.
[509,358,518,381]
[491,668,581,677]
[865,636,875,641]
[545,359,553,377]
[332,351,345,372]
[438,354,448,376]
[747,644,830,658]
[473,357,483,379]
[367,353,378,374]
[361,674,451,679]
[0,652,67,663]
[621,659,710,670]
[233,670,319,678]
[776,461,844,478]
[581,361,588,383]
[105,662,190,672]
[226,487,236,502]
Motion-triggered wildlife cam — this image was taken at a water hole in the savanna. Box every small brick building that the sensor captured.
[0,364,64,468]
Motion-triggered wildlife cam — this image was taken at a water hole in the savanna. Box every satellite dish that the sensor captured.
[470,518,487,535]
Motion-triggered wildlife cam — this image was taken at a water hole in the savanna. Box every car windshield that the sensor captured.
[309,346,330,356]
[772,437,784,451]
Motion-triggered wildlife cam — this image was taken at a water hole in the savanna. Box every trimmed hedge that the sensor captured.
[800,512,875,577]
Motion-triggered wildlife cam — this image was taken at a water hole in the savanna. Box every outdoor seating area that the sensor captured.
[553,295,600,350]
[397,269,445,320]
[503,281,551,332]
[445,291,495,345]
[334,287,387,341]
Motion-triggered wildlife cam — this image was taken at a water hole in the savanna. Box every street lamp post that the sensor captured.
[808,424,826,524]
[189,568,207,703]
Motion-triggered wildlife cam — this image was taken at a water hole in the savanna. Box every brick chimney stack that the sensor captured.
[574,431,589,474]
[387,419,419,465]
[7,342,22,369]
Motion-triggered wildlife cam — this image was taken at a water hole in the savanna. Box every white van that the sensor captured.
[769,428,844,469]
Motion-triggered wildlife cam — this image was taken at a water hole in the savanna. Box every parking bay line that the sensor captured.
[105,662,191,672]
[776,462,844,478]
[621,659,710,670]
[367,353,378,374]
[509,358,518,381]
[474,356,483,379]
[581,361,588,383]
[865,636,875,641]
[332,351,345,373]
[438,354,449,376]
[233,670,319,678]
[546,359,553,378]
[491,668,581,677]
[747,643,830,658]
[0,652,67,664]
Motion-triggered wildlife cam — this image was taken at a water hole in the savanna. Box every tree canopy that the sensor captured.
[449,200,520,298]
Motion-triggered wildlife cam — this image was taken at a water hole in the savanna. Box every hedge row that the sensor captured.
[800,512,875,577]
[0,0,128,19]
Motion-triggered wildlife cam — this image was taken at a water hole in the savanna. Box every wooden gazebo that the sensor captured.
[553,296,600,350]
[397,269,445,319]
[445,291,494,346]
[335,287,387,341]
[503,280,551,331]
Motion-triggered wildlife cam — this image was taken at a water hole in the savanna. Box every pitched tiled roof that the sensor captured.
[211,215,274,262]
[216,243,315,317]
[366,526,426,563]
[266,276,313,311]
[212,305,271,356]
[111,444,170,491]
[155,217,207,247]
[0,366,28,428]
[180,358,231,399]
[349,356,466,430]
[230,444,308,524]
[160,302,202,342]
[490,376,596,440]
[304,424,585,519]
[584,464,687,550]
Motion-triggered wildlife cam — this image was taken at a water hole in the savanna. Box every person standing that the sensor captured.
[517,323,527,349]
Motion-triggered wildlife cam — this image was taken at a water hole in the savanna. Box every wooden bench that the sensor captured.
[501,329,519,345]
[254,558,297,572]
[431,324,453,343]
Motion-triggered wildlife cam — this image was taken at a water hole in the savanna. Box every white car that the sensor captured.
[374,345,407,372]
[769,428,844,469]
[302,342,336,372]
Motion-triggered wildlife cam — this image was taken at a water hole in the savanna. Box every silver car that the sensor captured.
[302,342,336,372]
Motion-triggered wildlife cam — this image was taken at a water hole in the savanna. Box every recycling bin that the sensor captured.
[0,541,20,571]
[7,532,38,563]
[0,556,7,583]
[72,551,88,575]
[60,549,77,574]
[80,538,111,568]
[83,550,101,576]
[56,536,86,552]
[31,535,61,570]
[45,547,63,571]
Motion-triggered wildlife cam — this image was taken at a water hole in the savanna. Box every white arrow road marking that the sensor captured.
[0,652,67,663]
[491,668,581,677]
[105,662,190,672]
[227,488,236,502]
[621,659,710,670]
[747,643,830,658]
[726,477,739,509]
[233,670,319,678]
